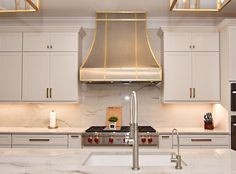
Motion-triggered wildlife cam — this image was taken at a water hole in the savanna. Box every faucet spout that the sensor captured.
[171,128,182,170]
[125,91,139,170]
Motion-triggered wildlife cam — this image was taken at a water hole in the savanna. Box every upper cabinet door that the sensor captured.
[164,52,192,101]
[192,52,220,101]
[23,33,50,51]
[50,52,78,101]
[22,52,50,101]
[191,33,219,52]
[0,53,22,101]
[229,28,236,81]
[50,33,78,52]
[164,33,192,52]
[0,33,22,51]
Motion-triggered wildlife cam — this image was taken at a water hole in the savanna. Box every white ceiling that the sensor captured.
[0,0,236,18]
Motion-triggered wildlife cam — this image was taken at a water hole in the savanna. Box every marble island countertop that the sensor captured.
[0,148,235,174]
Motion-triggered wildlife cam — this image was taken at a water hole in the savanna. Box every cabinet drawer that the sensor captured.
[0,134,11,147]
[12,134,67,148]
[68,134,81,148]
[159,135,172,149]
[173,135,229,146]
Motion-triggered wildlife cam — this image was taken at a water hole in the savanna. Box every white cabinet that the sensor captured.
[164,52,220,102]
[0,33,22,101]
[159,133,229,149]
[192,52,220,101]
[0,53,22,101]
[159,135,172,149]
[164,32,219,52]
[162,30,220,102]
[0,33,22,51]
[0,134,11,148]
[23,52,78,101]
[12,134,68,148]
[68,134,82,148]
[23,32,78,52]
[173,134,230,149]
[164,52,192,101]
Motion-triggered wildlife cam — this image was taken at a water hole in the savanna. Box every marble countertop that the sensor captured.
[0,126,230,135]
[0,127,86,134]
[156,127,230,135]
[0,148,235,174]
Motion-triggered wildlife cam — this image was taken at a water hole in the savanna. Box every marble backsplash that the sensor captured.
[0,83,228,130]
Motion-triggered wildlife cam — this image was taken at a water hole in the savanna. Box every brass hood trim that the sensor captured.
[80,11,162,82]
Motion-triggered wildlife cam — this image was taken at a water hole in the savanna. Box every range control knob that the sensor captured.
[109,137,114,143]
[94,137,99,144]
[148,137,153,143]
[141,137,146,143]
[88,137,93,143]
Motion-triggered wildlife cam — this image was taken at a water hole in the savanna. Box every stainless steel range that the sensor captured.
[82,126,158,146]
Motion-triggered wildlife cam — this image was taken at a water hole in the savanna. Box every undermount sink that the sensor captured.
[83,152,186,167]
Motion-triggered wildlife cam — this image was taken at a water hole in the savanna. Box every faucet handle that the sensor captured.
[175,155,182,170]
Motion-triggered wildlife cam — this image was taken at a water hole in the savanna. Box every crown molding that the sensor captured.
[217,18,236,31]
[0,16,226,31]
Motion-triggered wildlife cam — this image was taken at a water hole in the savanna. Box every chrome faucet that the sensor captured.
[125,91,139,170]
[171,128,182,170]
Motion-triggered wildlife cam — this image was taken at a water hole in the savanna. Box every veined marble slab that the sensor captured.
[0,127,86,134]
[0,148,235,174]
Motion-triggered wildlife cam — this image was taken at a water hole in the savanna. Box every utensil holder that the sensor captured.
[204,122,214,130]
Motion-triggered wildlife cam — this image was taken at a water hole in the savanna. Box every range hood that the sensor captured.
[80,11,162,82]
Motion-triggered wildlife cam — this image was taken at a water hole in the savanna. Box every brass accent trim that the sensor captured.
[145,12,162,79]
[170,0,178,10]
[50,88,52,98]
[80,18,98,69]
[96,11,146,14]
[46,88,49,98]
[26,0,39,11]
[170,0,231,11]
[0,0,39,13]
[218,0,232,12]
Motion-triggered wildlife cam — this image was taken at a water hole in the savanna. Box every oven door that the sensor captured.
[231,84,236,111]
[231,116,236,150]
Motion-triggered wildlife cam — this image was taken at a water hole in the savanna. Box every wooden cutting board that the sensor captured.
[106,107,122,127]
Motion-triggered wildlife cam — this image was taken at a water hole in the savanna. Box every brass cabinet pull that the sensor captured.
[50,45,53,49]
[46,88,49,98]
[50,88,52,98]
[193,88,196,98]
[29,138,50,142]
[191,139,212,142]
[189,45,192,49]
[47,45,49,49]
[190,88,192,98]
